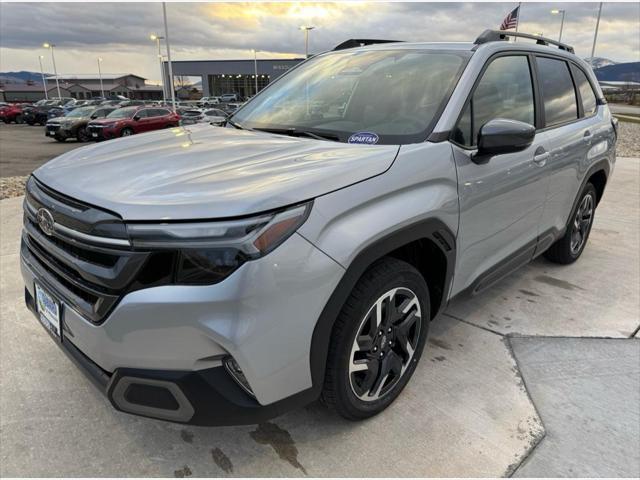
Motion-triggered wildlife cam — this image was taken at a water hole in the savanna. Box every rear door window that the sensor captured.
[453,55,535,147]
[572,66,598,116]
[536,57,578,126]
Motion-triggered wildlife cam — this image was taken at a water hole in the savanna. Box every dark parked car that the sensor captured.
[0,104,25,123]
[23,105,64,126]
[45,106,117,142]
[87,106,180,140]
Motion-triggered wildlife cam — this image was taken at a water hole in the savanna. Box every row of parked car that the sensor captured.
[0,98,237,142]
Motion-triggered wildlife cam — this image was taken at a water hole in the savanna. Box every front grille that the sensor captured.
[22,177,151,324]
[47,125,61,132]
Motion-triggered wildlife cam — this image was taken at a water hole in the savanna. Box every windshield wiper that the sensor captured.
[254,127,339,142]
[225,118,246,130]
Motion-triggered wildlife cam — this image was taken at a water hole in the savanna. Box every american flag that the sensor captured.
[500,6,520,30]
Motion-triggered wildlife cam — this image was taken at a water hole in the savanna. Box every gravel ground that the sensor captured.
[0,176,27,200]
[1,122,638,200]
[617,121,640,157]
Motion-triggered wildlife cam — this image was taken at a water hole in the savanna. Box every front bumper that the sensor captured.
[24,286,316,425]
[87,125,118,140]
[45,125,71,139]
[21,230,344,424]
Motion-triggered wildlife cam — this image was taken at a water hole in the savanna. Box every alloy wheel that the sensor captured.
[349,287,422,402]
[570,193,594,255]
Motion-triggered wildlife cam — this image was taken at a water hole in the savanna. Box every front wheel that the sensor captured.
[322,257,429,420]
[120,127,134,137]
[544,182,597,264]
[77,127,90,142]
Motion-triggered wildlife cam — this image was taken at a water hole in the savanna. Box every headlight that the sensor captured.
[126,202,311,285]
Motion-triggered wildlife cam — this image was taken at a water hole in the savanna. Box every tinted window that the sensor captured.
[572,67,598,116]
[537,57,578,126]
[151,108,170,117]
[453,55,534,147]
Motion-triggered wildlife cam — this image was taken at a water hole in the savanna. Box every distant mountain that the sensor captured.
[585,57,618,69]
[594,62,640,83]
[0,71,50,84]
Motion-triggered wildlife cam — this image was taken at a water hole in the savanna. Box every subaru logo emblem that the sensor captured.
[36,208,55,236]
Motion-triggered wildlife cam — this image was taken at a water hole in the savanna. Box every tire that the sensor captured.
[322,257,430,420]
[77,127,90,142]
[544,182,597,264]
[120,127,134,137]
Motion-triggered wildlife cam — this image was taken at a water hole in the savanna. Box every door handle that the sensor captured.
[583,130,593,143]
[533,151,550,167]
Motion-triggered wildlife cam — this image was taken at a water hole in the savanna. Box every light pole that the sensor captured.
[162,3,176,112]
[43,43,61,99]
[38,55,48,100]
[591,2,603,63]
[299,25,315,58]
[551,9,566,42]
[150,33,166,104]
[252,49,259,95]
[97,57,105,98]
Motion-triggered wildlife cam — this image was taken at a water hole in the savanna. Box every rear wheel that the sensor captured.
[322,257,429,420]
[544,182,597,264]
[120,127,134,137]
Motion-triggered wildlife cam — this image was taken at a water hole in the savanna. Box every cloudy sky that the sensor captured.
[0,1,638,84]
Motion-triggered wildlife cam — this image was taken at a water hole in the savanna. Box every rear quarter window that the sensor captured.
[572,66,598,116]
[536,57,578,127]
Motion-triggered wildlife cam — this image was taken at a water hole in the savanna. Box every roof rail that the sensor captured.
[473,29,575,54]
[333,39,403,51]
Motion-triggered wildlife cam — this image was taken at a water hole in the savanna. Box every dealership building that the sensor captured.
[165,58,304,98]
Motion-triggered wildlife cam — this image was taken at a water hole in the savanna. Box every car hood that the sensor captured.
[48,116,88,124]
[88,117,129,125]
[33,124,399,220]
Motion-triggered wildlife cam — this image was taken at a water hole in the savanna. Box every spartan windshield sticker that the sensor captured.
[348,132,379,145]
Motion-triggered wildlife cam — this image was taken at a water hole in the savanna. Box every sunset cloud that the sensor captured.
[0,2,637,84]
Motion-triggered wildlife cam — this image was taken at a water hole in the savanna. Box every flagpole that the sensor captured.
[514,2,522,42]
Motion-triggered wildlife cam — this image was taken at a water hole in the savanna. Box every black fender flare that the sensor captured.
[307,218,457,395]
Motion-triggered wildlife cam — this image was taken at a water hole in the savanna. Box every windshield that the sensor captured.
[233,49,468,144]
[65,107,94,118]
[106,107,138,119]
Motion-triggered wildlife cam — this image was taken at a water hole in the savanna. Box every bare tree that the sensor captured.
[174,75,191,89]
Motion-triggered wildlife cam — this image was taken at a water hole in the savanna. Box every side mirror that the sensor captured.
[474,119,535,161]
[133,115,140,121]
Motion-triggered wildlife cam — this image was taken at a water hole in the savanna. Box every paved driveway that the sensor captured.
[0,157,638,477]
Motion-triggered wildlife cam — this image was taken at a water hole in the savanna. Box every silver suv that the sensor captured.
[21,31,617,425]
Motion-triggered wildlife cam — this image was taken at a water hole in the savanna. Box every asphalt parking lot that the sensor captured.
[0,123,83,177]
[0,125,638,476]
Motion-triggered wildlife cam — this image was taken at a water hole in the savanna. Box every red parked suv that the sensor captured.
[86,106,180,140]
[0,104,25,124]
